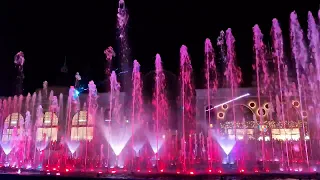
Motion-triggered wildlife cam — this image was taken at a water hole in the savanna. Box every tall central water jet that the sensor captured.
[224,29,242,140]
[104,46,116,92]
[204,39,218,126]
[204,39,218,168]
[117,0,131,92]
[271,18,290,168]
[307,12,320,82]
[179,45,195,171]
[14,51,25,95]
[150,54,169,167]
[131,60,143,166]
[290,11,309,167]
[110,71,122,125]
[253,24,268,167]
[105,71,130,167]
[307,12,320,132]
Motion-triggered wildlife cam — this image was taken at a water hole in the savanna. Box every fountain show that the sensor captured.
[1,0,320,179]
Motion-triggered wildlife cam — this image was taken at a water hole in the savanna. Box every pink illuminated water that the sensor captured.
[224,29,242,144]
[109,71,121,125]
[2,8,320,176]
[307,12,320,133]
[179,45,195,171]
[307,12,320,82]
[204,38,218,168]
[271,18,290,168]
[290,11,309,166]
[253,24,268,167]
[151,54,169,162]
[103,71,133,167]
[104,46,115,91]
[117,0,130,91]
[131,60,143,166]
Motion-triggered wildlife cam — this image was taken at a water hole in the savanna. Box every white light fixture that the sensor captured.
[206,93,250,111]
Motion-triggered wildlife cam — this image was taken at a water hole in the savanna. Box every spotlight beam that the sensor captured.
[206,93,250,111]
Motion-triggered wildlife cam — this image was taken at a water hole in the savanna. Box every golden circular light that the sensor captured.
[248,101,256,109]
[292,100,300,108]
[264,103,270,110]
[256,108,266,116]
[217,112,225,119]
[222,104,228,110]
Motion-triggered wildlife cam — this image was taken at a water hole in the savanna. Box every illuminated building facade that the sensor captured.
[0,86,312,144]
[196,87,310,141]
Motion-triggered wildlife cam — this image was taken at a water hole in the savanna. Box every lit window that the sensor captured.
[227,129,254,140]
[43,112,59,126]
[70,111,94,141]
[1,113,24,142]
[36,112,59,142]
[272,128,300,141]
[71,127,93,141]
[72,111,93,126]
[36,128,58,141]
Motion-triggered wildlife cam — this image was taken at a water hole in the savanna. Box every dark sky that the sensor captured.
[0,0,319,96]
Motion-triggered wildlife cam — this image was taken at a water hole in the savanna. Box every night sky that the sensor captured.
[0,1,319,96]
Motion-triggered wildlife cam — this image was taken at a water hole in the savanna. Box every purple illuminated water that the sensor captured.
[179,45,195,171]
[204,38,218,168]
[117,0,130,91]
[253,24,268,167]
[204,38,218,122]
[150,54,169,160]
[307,12,320,134]
[2,8,320,176]
[271,18,290,168]
[104,46,115,91]
[225,29,242,135]
[131,60,143,165]
[109,71,122,125]
[290,11,309,166]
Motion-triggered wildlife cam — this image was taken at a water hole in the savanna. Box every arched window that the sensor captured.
[71,111,93,141]
[36,112,59,141]
[1,113,24,142]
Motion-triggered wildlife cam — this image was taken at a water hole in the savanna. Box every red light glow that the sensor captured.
[111,170,116,174]
[160,169,164,172]
[189,171,194,175]
[240,169,244,173]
